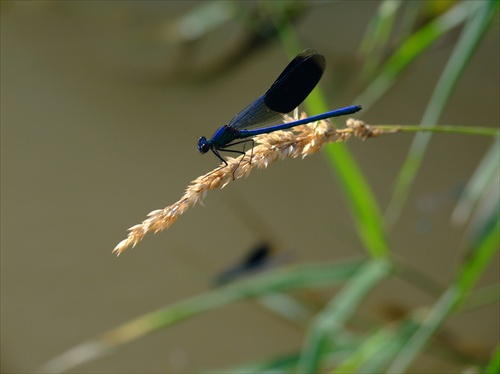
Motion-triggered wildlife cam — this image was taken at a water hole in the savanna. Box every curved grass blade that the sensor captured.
[297,259,392,373]
[359,0,402,80]
[485,344,500,374]
[331,318,420,374]
[355,1,481,111]
[210,352,299,374]
[387,219,499,373]
[277,25,390,259]
[452,139,500,244]
[41,259,364,373]
[324,142,390,258]
[385,0,499,229]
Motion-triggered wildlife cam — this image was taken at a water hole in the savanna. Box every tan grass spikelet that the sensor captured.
[113,112,381,256]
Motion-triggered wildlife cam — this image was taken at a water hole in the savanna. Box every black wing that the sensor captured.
[228,49,326,130]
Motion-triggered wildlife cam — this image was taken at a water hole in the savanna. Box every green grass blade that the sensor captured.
[257,293,315,325]
[276,19,390,259]
[461,283,500,312]
[375,125,500,137]
[297,259,392,373]
[455,221,500,309]
[41,259,364,373]
[331,317,420,374]
[485,344,500,374]
[355,1,479,111]
[210,351,299,374]
[324,143,390,258]
[387,219,500,372]
[331,328,395,374]
[452,139,499,224]
[359,0,402,80]
[385,0,499,228]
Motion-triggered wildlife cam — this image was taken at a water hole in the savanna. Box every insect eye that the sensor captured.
[197,137,209,154]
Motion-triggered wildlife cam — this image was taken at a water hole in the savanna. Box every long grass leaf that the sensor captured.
[452,139,499,225]
[359,0,402,80]
[485,344,500,374]
[297,259,391,373]
[324,143,390,258]
[375,124,499,136]
[355,1,480,111]
[277,20,390,259]
[331,317,420,374]
[387,219,499,372]
[385,1,499,228]
[41,260,364,373]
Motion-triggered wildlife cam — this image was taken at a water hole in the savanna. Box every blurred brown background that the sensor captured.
[1,2,498,373]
